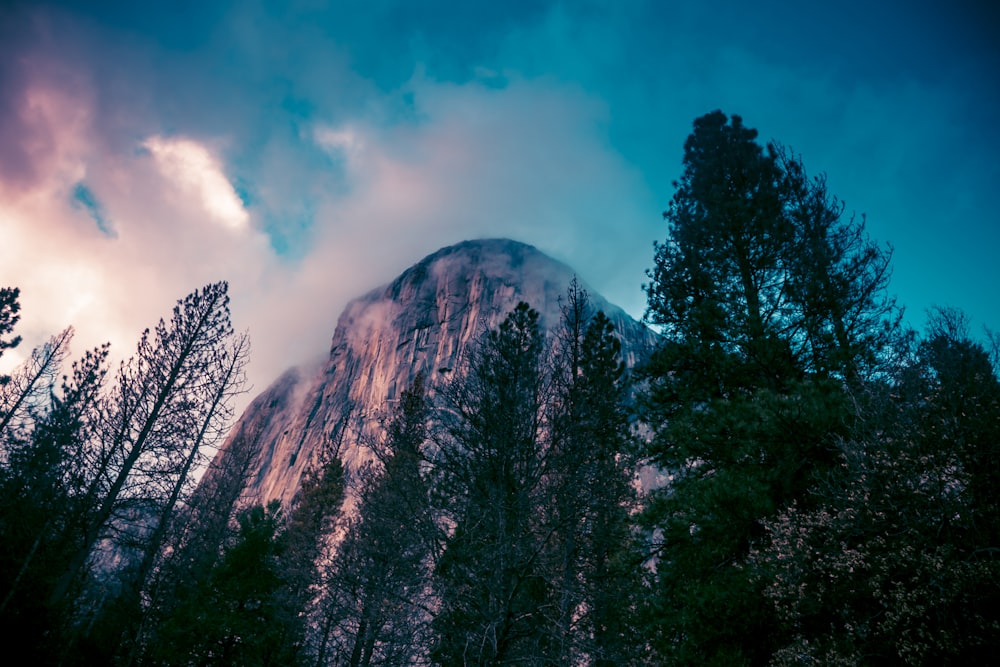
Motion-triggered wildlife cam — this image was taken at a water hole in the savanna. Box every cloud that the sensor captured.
[2,0,998,418]
[143,136,250,230]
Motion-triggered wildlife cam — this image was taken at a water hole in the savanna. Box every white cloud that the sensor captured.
[313,125,364,161]
[2,41,657,419]
[143,136,250,230]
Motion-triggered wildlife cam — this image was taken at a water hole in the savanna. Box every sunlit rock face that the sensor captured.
[223,238,657,508]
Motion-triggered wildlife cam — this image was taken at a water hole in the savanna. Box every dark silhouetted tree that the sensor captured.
[0,286,21,384]
[430,302,555,665]
[149,501,296,667]
[46,282,244,662]
[314,374,435,666]
[545,281,646,665]
[641,111,898,665]
[0,340,109,655]
[753,309,1000,664]
[279,450,346,665]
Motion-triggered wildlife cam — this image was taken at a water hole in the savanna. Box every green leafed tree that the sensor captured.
[641,111,899,665]
[313,374,435,666]
[430,302,554,666]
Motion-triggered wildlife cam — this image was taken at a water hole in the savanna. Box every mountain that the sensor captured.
[219,238,657,508]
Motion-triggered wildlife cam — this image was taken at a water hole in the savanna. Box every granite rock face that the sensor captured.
[221,239,657,508]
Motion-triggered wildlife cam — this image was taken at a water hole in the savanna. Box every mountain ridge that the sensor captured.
[218,238,657,508]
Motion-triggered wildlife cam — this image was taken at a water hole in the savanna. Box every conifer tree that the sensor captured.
[0,341,109,653]
[0,287,21,382]
[47,282,245,662]
[546,282,645,665]
[313,374,434,666]
[641,111,898,664]
[430,302,554,665]
[148,501,294,667]
[279,451,346,664]
[753,310,1000,664]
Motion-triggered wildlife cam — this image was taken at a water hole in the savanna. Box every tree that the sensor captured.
[0,286,21,384]
[279,450,346,665]
[778,146,899,383]
[117,330,251,664]
[138,408,273,665]
[641,111,898,664]
[47,282,244,661]
[0,341,109,655]
[753,310,1000,664]
[545,281,646,665]
[313,374,435,666]
[430,302,555,665]
[0,327,74,439]
[149,501,297,667]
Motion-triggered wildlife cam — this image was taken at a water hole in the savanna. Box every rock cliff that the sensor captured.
[221,239,657,508]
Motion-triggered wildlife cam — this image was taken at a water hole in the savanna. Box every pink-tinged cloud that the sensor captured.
[1,51,656,419]
[143,136,250,230]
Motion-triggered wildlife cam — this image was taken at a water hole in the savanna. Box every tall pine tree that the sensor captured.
[430,302,554,666]
[641,111,898,665]
[546,282,646,665]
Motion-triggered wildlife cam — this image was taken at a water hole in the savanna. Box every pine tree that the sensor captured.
[0,342,109,655]
[641,111,898,664]
[430,302,554,666]
[546,282,645,665]
[279,451,346,664]
[753,310,1000,663]
[47,282,245,662]
[149,501,295,667]
[313,374,434,666]
[0,287,21,384]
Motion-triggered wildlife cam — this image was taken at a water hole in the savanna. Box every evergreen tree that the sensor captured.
[641,111,898,664]
[753,310,1000,664]
[0,327,73,438]
[149,501,297,667]
[0,286,21,383]
[430,302,554,665]
[280,450,347,664]
[118,331,251,664]
[0,341,109,657]
[141,403,274,659]
[314,374,435,666]
[46,282,245,662]
[546,282,646,665]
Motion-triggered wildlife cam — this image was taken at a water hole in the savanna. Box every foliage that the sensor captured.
[753,311,1000,664]
[641,110,899,664]
[2,109,995,667]
[430,302,555,665]
[0,286,21,383]
[314,374,435,666]
[0,340,109,657]
[149,501,300,667]
[546,281,647,665]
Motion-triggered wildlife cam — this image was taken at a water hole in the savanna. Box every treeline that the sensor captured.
[639,111,1000,664]
[3,109,999,665]
[0,277,642,666]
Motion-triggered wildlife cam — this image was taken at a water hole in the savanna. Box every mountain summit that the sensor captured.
[220,239,655,506]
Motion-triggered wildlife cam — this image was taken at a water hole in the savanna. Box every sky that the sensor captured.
[2,0,998,407]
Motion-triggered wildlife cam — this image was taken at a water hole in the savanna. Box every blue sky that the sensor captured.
[1,0,998,395]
